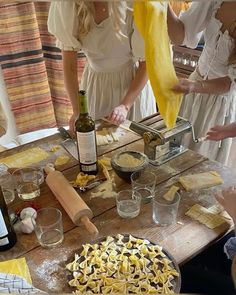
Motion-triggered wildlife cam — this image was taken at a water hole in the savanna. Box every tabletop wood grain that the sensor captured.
[0,129,235,293]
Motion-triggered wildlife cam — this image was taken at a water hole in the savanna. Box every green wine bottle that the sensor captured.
[0,188,17,251]
[75,90,98,175]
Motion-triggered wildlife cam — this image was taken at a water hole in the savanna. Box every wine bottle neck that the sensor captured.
[78,91,88,114]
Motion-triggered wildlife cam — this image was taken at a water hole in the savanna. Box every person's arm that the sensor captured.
[168,2,212,48]
[0,103,7,137]
[167,5,185,45]
[216,187,236,225]
[0,126,6,137]
[173,76,232,95]
[106,61,148,125]
[206,122,236,141]
[216,188,236,261]
[62,51,79,133]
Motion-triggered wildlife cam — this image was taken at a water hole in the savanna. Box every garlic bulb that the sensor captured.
[20,207,37,220]
[20,217,35,234]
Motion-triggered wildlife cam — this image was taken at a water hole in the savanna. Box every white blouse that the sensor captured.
[180,0,236,92]
[47,1,145,67]
[47,1,156,121]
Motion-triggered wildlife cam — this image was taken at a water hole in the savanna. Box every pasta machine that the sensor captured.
[128,113,201,165]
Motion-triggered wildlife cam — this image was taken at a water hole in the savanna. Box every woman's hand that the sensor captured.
[173,76,231,95]
[206,125,230,141]
[206,123,236,141]
[172,78,197,94]
[216,187,236,223]
[106,104,128,125]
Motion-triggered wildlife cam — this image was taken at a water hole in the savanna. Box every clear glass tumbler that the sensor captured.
[0,171,15,205]
[13,167,42,201]
[116,189,141,218]
[32,207,64,248]
[153,190,180,226]
[131,170,156,204]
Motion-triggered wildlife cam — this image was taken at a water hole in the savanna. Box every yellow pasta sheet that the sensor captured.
[179,171,223,191]
[185,204,228,229]
[133,1,182,128]
[1,147,49,168]
[0,257,32,284]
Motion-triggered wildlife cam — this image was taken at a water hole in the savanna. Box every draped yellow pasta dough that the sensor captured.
[133,1,182,128]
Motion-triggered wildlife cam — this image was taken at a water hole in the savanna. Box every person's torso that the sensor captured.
[79,14,133,71]
[198,1,235,80]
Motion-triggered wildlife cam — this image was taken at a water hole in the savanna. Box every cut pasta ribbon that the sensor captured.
[163,185,179,202]
[185,204,230,229]
[133,1,182,128]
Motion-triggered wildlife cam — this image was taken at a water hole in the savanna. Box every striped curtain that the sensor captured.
[0,2,86,134]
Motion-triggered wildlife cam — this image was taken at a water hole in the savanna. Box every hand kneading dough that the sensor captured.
[133,1,182,128]
[179,171,223,191]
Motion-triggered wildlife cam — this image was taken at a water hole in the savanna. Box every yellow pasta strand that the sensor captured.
[134,0,183,128]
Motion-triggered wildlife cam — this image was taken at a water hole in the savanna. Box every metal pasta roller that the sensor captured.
[129,113,201,165]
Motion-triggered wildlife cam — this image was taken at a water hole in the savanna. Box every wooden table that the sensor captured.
[0,129,235,293]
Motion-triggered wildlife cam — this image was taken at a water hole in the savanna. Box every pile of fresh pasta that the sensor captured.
[66,234,180,294]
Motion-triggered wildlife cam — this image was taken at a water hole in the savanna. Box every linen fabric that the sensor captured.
[0,273,44,294]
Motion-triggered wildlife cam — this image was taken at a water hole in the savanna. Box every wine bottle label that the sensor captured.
[77,131,97,164]
[80,164,97,172]
[0,237,9,246]
[0,210,8,238]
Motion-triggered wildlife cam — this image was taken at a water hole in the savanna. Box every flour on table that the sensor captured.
[159,164,179,176]
[90,179,117,199]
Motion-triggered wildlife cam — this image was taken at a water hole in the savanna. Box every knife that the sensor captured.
[74,178,107,192]
[58,127,78,160]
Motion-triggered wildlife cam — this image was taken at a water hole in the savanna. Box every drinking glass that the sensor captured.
[116,189,141,218]
[32,207,64,248]
[131,170,156,203]
[152,189,180,226]
[13,167,42,201]
[0,171,15,204]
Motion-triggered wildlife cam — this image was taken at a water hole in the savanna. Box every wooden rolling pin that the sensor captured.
[45,164,98,235]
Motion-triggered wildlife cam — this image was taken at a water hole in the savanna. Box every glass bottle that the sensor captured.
[0,187,17,251]
[75,90,98,175]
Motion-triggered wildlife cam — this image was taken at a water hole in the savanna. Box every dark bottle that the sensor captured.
[0,188,17,251]
[75,90,98,175]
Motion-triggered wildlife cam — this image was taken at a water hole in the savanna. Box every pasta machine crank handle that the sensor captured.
[191,125,206,143]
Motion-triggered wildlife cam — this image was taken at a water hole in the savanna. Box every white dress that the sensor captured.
[179,0,236,165]
[47,2,156,121]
